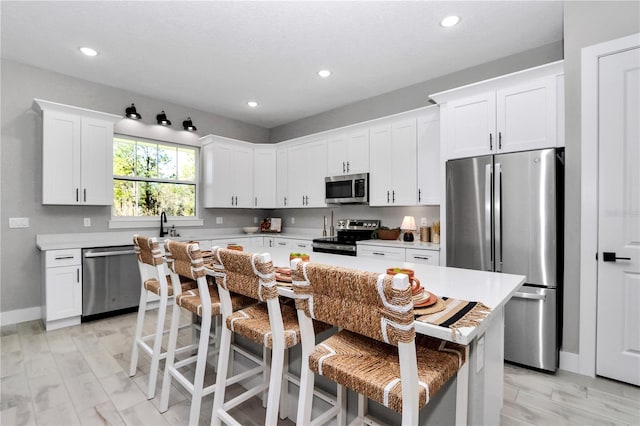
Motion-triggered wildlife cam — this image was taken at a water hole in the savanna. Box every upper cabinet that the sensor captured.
[369,118,417,206]
[416,108,441,205]
[432,61,564,160]
[286,138,327,208]
[34,99,121,205]
[326,127,369,176]
[253,146,277,209]
[276,147,289,208]
[201,136,254,208]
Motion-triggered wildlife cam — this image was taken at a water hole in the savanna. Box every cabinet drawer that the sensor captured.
[406,249,440,265]
[358,246,405,261]
[46,249,81,267]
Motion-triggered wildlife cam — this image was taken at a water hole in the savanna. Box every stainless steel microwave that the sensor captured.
[325,173,369,204]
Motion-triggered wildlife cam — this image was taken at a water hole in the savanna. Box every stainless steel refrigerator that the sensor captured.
[446,148,564,372]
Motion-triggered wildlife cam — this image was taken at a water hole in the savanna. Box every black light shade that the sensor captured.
[156,110,171,126]
[182,117,197,132]
[125,103,141,119]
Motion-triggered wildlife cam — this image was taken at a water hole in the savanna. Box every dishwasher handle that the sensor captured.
[84,249,136,258]
[513,291,546,301]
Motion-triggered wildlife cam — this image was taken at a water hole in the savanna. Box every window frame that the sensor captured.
[109,134,203,229]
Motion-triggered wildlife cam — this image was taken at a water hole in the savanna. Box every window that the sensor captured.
[113,136,198,217]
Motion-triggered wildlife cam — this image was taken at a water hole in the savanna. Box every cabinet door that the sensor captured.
[46,265,82,321]
[287,144,307,207]
[369,123,392,206]
[358,245,405,261]
[304,139,327,207]
[406,249,440,266]
[390,119,417,205]
[276,148,289,208]
[327,133,348,176]
[346,128,369,174]
[42,111,81,204]
[446,93,496,159]
[81,118,113,205]
[233,145,254,208]
[496,76,557,153]
[417,112,441,205]
[254,148,276,208]
[208,143,235,207]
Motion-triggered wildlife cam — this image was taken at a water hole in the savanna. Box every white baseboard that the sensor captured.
[559,350,581,374]
[0,306,42,326]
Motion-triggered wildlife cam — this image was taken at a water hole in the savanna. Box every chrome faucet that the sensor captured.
[159,211,168,237]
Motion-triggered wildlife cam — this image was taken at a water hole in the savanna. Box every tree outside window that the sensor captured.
[113,136,197,217]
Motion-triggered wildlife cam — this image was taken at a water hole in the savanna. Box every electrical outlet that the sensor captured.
[9,217,29,228]
[291,217,295,224]
[83,218,91,227]
[421,217,428,226]
[216,217,223,224]
[254,216,258,224]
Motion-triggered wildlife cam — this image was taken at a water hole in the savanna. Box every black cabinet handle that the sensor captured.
[603,252,631,262]
[392,190,395,203]
[489,133,493,150]
[76,188,79,202]
[83,188,86,202]
[346,161,350,172]
[418,189,421,202]
[498,132,502,150]
[387,190,390,203]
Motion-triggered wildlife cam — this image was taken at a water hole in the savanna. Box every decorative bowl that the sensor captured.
[377,229,401,240]
[243,226,259,234]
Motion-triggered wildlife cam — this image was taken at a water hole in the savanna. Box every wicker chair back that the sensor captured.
[133,235,163,266]
[164,240,205,280]
[209,247,276,302]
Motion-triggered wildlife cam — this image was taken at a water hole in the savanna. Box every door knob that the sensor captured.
[602,252,631,262]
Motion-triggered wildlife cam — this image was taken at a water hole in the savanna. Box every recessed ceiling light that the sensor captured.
[247,101,258,108]
[440,16,460,27]
[79,47,98,57]
[318,70,332,78]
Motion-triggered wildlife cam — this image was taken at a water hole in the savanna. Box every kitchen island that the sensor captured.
[208,245,525,425]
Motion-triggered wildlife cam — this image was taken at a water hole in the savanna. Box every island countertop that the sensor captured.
[206,245,525,346]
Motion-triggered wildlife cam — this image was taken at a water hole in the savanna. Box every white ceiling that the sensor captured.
[1,1,563,128]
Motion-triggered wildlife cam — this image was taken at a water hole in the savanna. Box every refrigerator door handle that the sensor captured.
[513,291,547,301]
[485,163,493,271]
[495,162,503,272]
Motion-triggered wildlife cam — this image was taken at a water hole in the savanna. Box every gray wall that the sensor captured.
[561,1,640,354]
[0,59,269,313]
[270,41,564,142]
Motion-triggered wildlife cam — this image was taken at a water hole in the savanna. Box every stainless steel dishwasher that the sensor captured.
[82,245,139,320]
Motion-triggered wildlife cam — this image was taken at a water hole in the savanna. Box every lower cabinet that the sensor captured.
[358,245,406,262]
[43,249,82,330]
[405,248,440,265]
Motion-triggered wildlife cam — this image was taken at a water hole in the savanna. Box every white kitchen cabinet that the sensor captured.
[210,237,250,248]
[416,108,441,205]
[327,127,369,176]
[253,146,277,208]
[405,248,440,265]
[441,75,558,160]
[43,249,82,330]
[286,138,327,208]
[249,236,265,247]
[369,118,417,206]
[34,99,120,205]
[358,245,405,262]
[276,147,289,208]
[201,137,254,208]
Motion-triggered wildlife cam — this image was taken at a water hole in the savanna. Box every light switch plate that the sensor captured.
[216,217,223,224]
[254,216,258,224]
[83,218,91,227]
[421,217,428,226]
[9,217,29,228]
[291,217,295,224]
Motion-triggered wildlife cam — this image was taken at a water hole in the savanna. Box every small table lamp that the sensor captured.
[401,216,416,242]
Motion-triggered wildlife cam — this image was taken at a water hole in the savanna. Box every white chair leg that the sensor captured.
[337,384,346,426]
[296,354,315,425]
[188,314,211,426]
[129,288,149,377]
[211,324,233,426]
[146,290,168,399]
[455,347,470,426]
[265,344,284,426]
[159,301,182,413]
[262,347,271,408]
[279,349,289,420]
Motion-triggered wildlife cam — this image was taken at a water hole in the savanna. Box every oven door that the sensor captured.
[312,241,357,256]
[325,173,368,204]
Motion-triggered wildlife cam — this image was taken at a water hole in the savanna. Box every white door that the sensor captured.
[346,128,369,174]
[304,138,327,207]
[390,118,417,205]
[287,143,307,207]
[445,92,496,159]
[232,145,254,208]
[209,143,234,207]
[254,147,276,208]
[327,132,347,176]
[417,111,441,205]
[596,47,640,386]
[81,118,113,205]
[369,123,392,206]
[42,111,81,204]
[276,148,288,207]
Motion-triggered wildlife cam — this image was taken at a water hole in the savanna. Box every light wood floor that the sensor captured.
[1,309,638,425]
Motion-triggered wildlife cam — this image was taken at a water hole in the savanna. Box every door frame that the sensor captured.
[580,32,640,377]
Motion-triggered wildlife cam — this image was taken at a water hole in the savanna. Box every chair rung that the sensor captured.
[216,409,242,426]
[202,383,217,397]
[230,345,264,365]
[226,366,263,386]
[169,368,195,394]
[222,383,267,411]
[173,354,199,369]
[311,405,341,426]
[174,343,198,355]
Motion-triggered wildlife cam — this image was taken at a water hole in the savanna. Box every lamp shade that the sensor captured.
[156,110,171,126]
[400,216,416,231]
[125,103,141,119]
[182,117,197,131]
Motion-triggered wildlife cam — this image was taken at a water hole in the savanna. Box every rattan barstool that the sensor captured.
[129,235,197,399]
[209,247,306,426]
[291,259,469,425]
[158,240,253,426]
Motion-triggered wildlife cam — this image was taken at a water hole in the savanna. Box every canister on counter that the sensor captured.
[420,226,431,242]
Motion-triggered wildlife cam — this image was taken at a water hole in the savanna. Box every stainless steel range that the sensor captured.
[312,219,380,256]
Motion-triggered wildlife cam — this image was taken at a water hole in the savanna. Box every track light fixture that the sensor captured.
[182,117,197,132]
[125,103,142,119]
[156,110,171,126]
